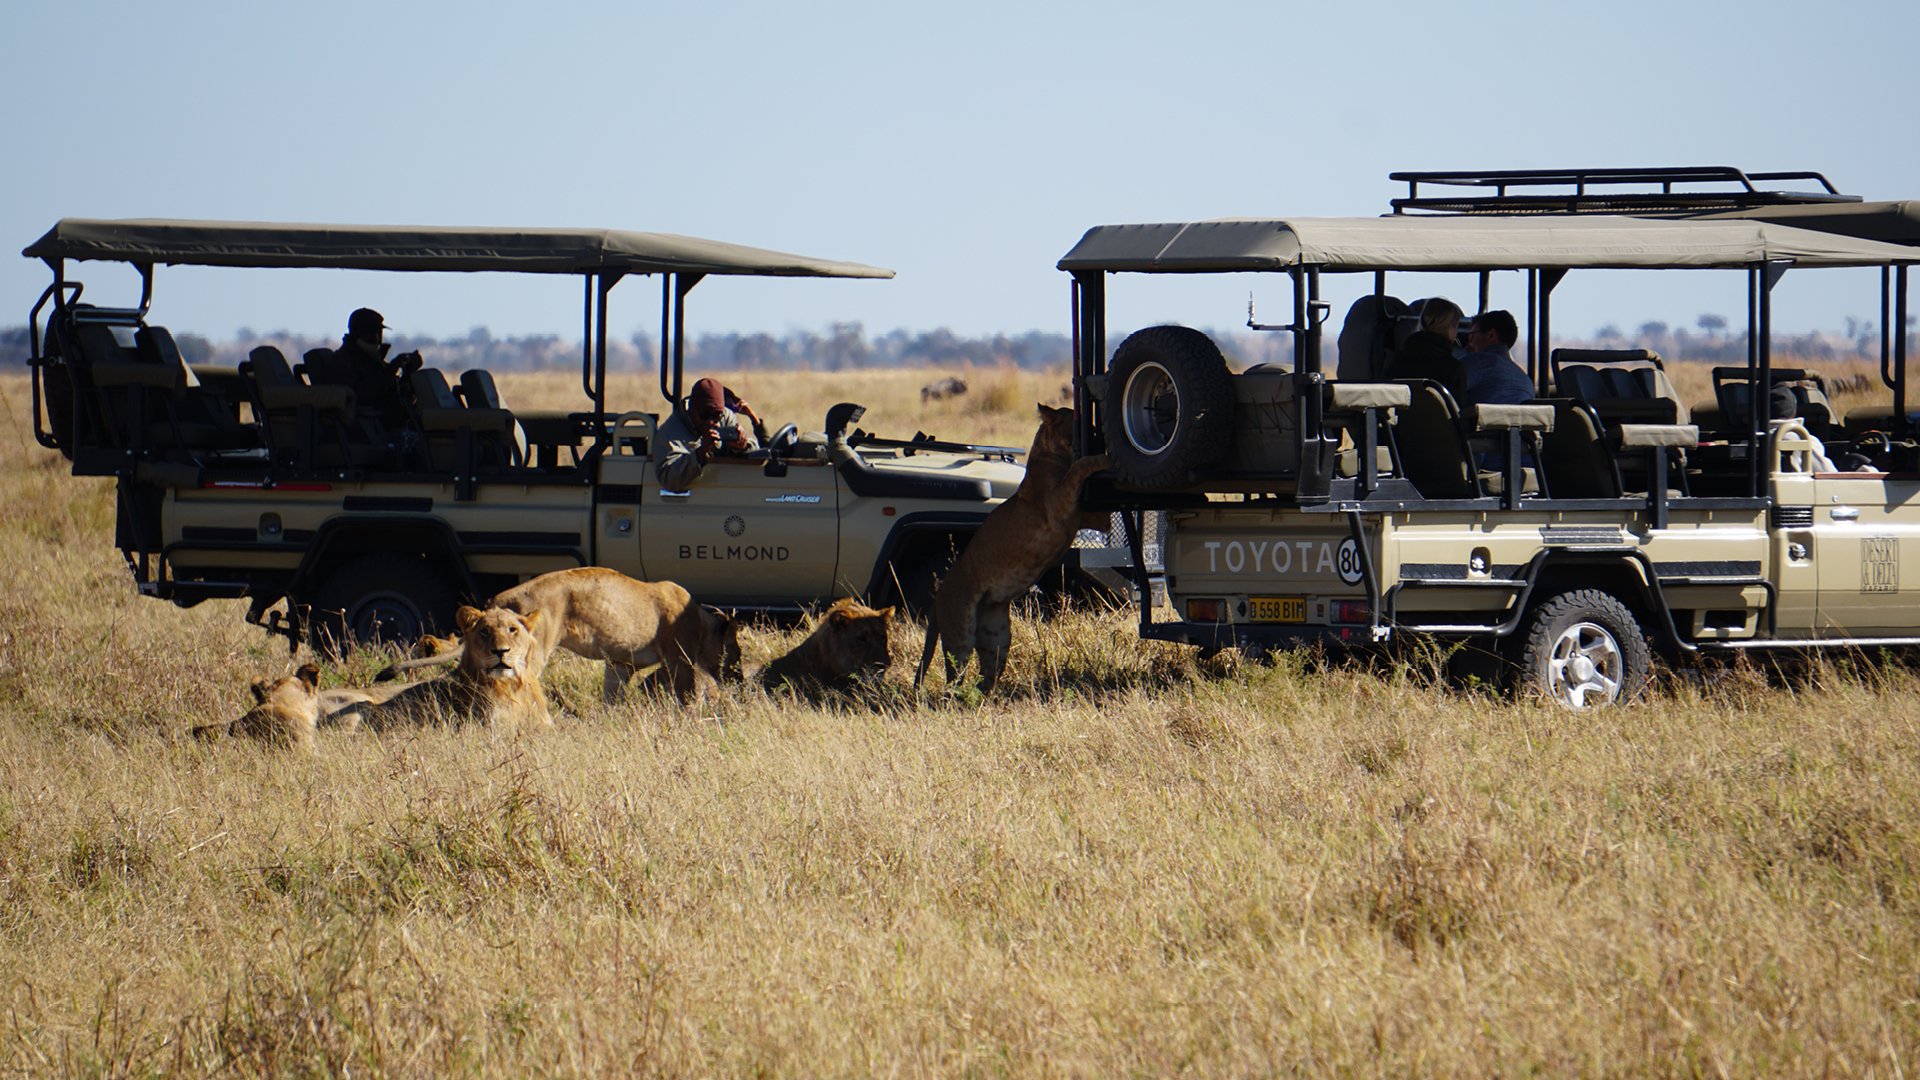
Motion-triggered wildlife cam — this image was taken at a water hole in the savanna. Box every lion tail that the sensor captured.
[914,619,940,688]
[373,649,461,683]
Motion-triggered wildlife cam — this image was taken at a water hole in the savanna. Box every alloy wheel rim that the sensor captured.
[1120,360,1179,456]
[1547,620,1623,708]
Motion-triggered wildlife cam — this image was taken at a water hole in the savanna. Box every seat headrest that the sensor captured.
[135,326,199,387]
[246,345,295,383]
[135,326,182,364]
[410,368,462,409]
[1551,347,1664,370]
[459,369,503,409]
[1336,294,1409,382]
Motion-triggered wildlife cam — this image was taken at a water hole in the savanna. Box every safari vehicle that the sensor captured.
[20,219,1094,647]
[1063,167,1920,707]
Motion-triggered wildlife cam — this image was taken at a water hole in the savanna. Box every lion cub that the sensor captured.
[915,404,1111,695]
[193,663,323,752]
[759,598,894,697]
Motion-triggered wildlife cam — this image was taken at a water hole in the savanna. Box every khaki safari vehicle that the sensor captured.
[22,219,1116,647]
[1063,167,1920,708]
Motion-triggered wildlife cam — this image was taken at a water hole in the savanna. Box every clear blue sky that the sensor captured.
[4,0,1914,346]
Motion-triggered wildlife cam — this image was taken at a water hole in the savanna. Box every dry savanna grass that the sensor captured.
[1,368,1919,1075]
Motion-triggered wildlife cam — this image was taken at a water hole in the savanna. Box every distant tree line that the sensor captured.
[0,317,1909,373]
[0,322,1291,373]
[1589,313,1917,365]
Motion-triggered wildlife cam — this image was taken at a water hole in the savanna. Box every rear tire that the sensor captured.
[306,553,460,656]
[1103,325,1236,487]
[1515,589,1651,709]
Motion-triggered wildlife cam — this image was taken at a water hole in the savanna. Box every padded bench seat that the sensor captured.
[1616,423,1698,449]
[1472,403,1555,432]
[1324,382,1411,410]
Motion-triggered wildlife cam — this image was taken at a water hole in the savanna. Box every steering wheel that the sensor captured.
[767,423,799,455]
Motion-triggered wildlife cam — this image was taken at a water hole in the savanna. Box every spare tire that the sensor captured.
[1103,325,1235,487]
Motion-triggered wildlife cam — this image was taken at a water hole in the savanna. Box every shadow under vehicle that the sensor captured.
[21,219,1127,648]
[1064,167,1920,708]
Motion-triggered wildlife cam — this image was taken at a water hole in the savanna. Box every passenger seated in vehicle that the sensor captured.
[311,308,425,429]
[657,377,769,489]
[1458,309,1534,408]
[1771,383,1872,473]
[1386,297,1469,404]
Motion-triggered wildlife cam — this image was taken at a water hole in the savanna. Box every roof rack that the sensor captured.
[1389,166,1862,215]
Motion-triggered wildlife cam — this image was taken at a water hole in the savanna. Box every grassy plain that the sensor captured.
[1,365,1918,1076]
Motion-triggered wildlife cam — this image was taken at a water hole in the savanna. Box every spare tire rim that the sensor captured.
[346,591,425,645]
[1120,360,1179,457]
[1547,620,1622,709]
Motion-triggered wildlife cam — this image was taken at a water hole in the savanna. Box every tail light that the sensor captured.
[1329,599,1370,624]
[1186,598,1226,623]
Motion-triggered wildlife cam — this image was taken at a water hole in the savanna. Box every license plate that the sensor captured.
[1247,596,1306,623]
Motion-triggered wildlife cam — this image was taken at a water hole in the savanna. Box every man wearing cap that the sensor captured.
[321,308,423,427]
[656,377,768,490]
[1456,309,1534,408]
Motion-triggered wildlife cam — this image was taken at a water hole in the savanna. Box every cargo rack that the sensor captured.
[1389,166,1862,216]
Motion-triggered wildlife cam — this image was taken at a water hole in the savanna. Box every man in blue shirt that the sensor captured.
[1458,309,1534,407]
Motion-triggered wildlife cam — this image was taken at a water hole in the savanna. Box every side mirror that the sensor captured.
[763,458,788,478]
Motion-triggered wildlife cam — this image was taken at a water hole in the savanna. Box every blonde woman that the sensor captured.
[1387,297,1469,404]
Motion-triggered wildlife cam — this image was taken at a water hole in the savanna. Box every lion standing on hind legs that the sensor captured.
[915,403,1111,696]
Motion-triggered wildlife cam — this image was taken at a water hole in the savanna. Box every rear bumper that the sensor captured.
[1142,619,1381,649]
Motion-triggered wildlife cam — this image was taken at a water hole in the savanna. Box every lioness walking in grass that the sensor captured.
[378,568,740,704]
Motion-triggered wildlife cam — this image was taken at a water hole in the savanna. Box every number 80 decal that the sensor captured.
[1336,537,1365,586]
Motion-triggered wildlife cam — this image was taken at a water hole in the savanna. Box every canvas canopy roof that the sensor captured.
[1695,200,1920,247]
[1057,214,1917,274]
[22,219,895,279]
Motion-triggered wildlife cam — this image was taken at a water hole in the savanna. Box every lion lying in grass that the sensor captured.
[192,663,322,751]
[759,598,894,697]
[326,606,550,732]
[378,568,739,704]
[916,404,1110,695]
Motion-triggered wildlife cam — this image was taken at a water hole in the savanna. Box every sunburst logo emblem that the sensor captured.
[723,515,746,538]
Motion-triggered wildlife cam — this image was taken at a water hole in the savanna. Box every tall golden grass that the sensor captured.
[0,367,1917,1075]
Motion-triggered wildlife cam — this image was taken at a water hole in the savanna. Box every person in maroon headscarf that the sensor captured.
[656,377,766,490]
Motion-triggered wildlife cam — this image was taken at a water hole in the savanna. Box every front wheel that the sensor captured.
[1515,589,1652,709]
